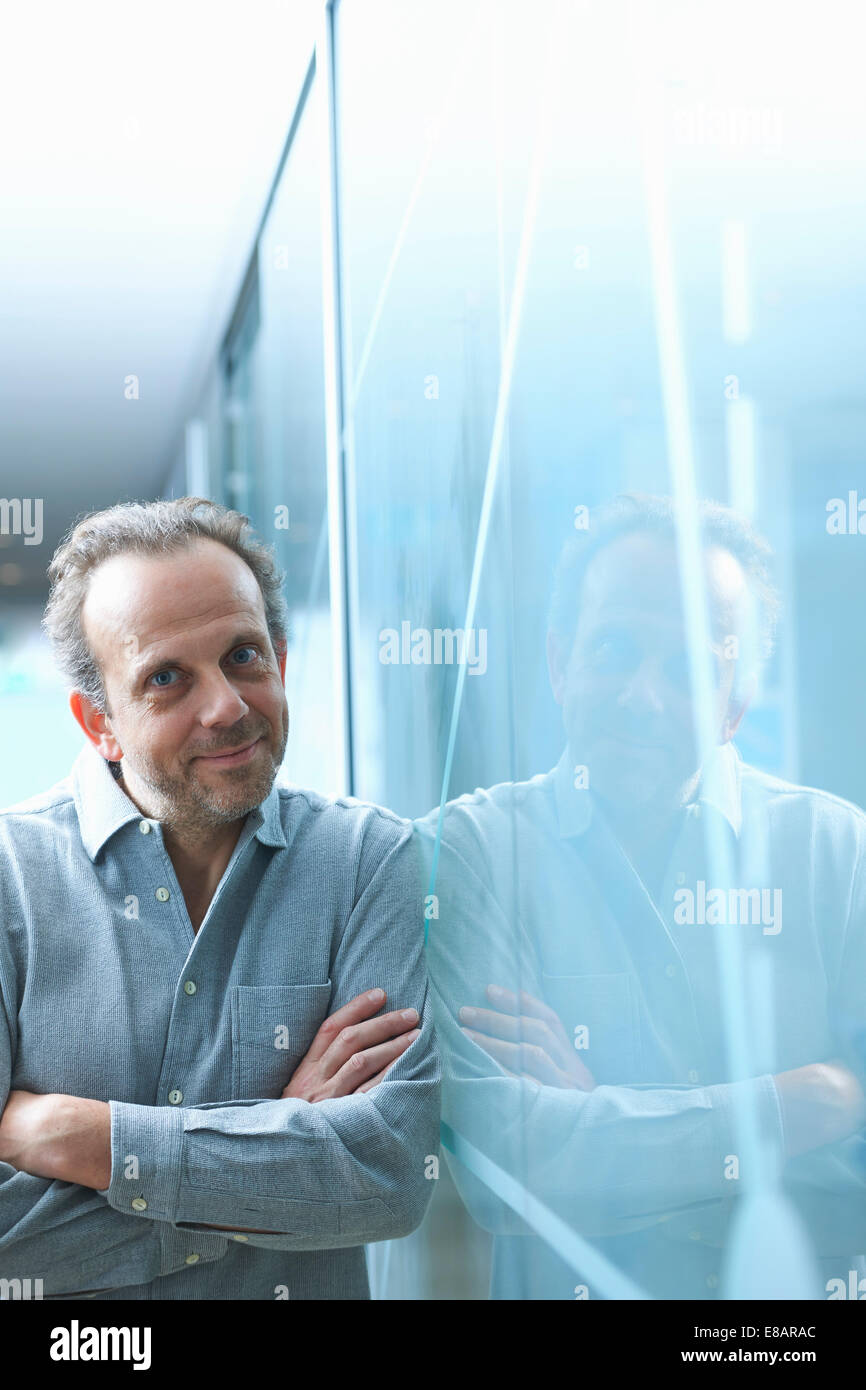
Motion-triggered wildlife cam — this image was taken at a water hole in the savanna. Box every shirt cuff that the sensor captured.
[103,1099,185,1223]
[711,1071,787,1172]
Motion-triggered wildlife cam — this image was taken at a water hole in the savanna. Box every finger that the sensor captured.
[461,1028,535,1073]
[356,1062,398,1094]
[356,1069,389,1093]
[462,1027,580,1089]
[459,1006,574,1073]
[568,1054,596,1090]
[485,986,580,1068]
[486,983,564,1031]
[329,1030,421,1097]
[303,989,388,1065]
[319,1007,420,1079]
[458,1005,535,1042]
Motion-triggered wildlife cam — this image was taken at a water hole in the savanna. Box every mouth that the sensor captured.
[193,737,263,768]
[600,729,666,751]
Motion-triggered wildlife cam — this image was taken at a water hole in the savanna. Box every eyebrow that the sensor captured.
[130,631,270,685]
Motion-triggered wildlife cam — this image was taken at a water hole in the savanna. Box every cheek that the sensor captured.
[248,681,286,725]
[135,708,191,761]
[565,670,619,714]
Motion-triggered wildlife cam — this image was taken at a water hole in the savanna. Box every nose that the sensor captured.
[617,657,665,716]
[195,668,250,728]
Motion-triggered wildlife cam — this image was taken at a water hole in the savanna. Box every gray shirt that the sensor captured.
[0,741,440,1299]
[416,742,866,1299]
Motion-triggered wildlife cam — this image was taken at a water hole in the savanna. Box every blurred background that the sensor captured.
[2,0,865,1297]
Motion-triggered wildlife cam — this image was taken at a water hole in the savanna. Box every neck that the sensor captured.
[603,802,676,864]
[597,769,701,879]
[113,769,245,928]
[162,820,245,930]
[162,817,244,869]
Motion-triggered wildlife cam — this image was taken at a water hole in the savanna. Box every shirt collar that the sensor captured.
[689,739,743,838]
[72,740,287,861]
[552,738,743,840]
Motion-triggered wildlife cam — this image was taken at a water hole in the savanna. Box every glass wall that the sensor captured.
[214,65,339,795]
[192,0,866,1300]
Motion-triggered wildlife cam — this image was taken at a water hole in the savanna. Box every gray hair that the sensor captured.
[42,496,289,712]
[548,492,781,672]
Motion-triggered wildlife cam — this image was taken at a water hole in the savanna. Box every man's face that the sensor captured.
[549,531,750,815]
[79,538,289,831]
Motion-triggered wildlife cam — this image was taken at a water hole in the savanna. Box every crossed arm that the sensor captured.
[0,988,422,1233]
[0,829,441,1292]
[458,981,866,1160]
[421,830,866,1244]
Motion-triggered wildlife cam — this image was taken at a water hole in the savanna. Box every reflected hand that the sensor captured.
[458,984,595,1090]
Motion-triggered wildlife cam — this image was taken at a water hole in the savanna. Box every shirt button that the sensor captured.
[689,1229,702,1241]
[706,1273,718,1289]
[155,887,170,902]
[688,1068,700,1083]
[168,1089,183,1105]
[665,964,677,979]
[185,1253,200,1265]
[131,1197,148,1211]
[139,821,152,835]
[232,1233,249,1242]
[183,980,197,995]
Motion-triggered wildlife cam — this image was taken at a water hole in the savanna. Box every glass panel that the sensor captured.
[335,0,866,1301]
[220,79,337,793]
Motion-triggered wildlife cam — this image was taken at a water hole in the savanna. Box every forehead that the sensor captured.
[81,538,267,663]
[578,531,748,631]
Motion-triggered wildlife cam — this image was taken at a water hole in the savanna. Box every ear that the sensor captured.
[276,643,287,686]
[547,630,568,706]
[69,689,123,761]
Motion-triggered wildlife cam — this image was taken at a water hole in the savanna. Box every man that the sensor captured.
[417,492,866,1299]
[0,496,440,1299]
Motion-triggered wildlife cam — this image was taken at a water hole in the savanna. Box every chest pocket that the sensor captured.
[231,983,333,1099]
[540,971,640,1085]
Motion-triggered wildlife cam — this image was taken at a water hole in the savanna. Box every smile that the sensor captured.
[601,730,666,750]
[194,737,263,768]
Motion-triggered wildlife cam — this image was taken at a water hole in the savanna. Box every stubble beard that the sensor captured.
[119,721,288,839]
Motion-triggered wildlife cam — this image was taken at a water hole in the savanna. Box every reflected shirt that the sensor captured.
[0,741,440,1300]
[416,742,866,1299]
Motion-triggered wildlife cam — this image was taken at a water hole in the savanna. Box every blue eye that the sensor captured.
[151,669,178,688]
[232,646,259,665]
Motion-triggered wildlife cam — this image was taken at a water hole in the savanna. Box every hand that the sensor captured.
[0,1091,111,1188]
[281,988,421,1101]
[458,984,595,1090]
[774,1059,866,1158]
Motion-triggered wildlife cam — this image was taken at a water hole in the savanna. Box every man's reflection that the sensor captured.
[416,493,866,1299]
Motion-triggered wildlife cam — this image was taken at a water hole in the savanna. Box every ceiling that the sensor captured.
[0,0,319,596]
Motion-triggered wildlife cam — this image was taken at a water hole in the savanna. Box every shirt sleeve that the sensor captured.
[0,924,230,1295]
[101,823,442,1249]
[773,821,866,1251]
[420,828,786,1241]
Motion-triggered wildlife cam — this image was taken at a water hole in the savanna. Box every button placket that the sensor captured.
[660,813,712,1074]
[150,823,259,1125]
